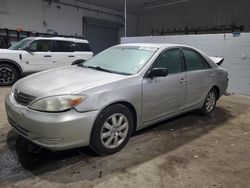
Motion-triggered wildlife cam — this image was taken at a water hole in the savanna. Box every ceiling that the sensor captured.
[77,0,190,15]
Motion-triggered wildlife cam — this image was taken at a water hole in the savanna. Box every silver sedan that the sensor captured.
[5,43,228,155]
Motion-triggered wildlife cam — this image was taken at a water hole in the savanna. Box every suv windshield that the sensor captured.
[9,38,33,50]
[81,46,157,75]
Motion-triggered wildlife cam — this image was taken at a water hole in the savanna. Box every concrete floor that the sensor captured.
[0,87,250,188]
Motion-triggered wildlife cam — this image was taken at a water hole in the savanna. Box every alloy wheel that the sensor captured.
[0,67,15,84]
[205,91,216,112]
[101,113,129,149]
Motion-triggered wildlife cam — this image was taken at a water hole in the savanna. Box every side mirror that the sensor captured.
[147,68,168,78]
[24,46,35,53]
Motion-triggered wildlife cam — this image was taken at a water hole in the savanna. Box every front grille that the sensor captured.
[14,89,36,106]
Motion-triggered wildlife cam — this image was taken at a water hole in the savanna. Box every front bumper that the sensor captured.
[5,93,98,150]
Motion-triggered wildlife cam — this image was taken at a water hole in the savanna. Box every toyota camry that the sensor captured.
[5,43,228,155]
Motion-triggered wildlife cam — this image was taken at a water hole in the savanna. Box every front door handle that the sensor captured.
[68,55,75,57]
[179,78,187,84]
[44,55,51,57]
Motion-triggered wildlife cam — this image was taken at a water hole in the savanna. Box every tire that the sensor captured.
[0,63,19,86]
[90,104,134,155]
[199,88,218,115]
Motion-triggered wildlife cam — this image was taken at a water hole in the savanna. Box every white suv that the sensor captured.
[0,36,93,86]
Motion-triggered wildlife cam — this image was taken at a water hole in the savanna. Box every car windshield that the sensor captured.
[9,38,33,50]
[81,46,158,75]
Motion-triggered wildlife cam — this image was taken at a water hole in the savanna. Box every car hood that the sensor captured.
[15,66,127,97]
[0,49,20,53]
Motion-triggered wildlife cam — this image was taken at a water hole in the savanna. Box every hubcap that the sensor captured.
[0,67,14,84]
[101,113,129,149]
[205,91,216,112]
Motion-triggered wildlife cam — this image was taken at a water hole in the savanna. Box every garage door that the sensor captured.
[83,17,121,54]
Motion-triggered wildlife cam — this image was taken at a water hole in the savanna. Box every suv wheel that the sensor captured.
[0,64,19,86]
[90,104,134,155]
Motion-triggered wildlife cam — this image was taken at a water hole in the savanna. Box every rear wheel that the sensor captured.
[90,104,134,155]
[0,63,19,86]
[199,88,218,115]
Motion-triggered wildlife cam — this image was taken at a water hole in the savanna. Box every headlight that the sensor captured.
[28,95,87,112]
[10,83,17,95]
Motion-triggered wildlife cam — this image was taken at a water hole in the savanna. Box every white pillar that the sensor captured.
[124,0,127,37]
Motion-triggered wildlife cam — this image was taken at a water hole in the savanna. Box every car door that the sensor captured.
[142,48,187,123]
[181,48,214,109]
[21,40,55,72]
[52,40,76,67]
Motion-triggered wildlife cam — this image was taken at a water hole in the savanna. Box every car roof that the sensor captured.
[26,37,89,43]
[118,43,195,49]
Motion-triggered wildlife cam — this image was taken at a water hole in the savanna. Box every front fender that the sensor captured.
[0,58,23,74]
[74,76,143,130]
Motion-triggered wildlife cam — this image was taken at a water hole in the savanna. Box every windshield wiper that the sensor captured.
[86,66,114,73]
[78,64,132,75]
[77,64,87,68]
[77,64,109,72]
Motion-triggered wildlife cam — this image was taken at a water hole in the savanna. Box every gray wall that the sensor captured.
[1,0,249,37]
[138,0,250,36]
[121,33,250,96]
[0,0,138,37]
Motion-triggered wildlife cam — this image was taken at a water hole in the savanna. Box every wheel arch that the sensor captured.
[0,59,23,76]
[94,101,138,134]
[212,85,220,99]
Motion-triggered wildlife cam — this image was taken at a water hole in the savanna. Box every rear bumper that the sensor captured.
[5,93,98,150]
[220,79,228,98]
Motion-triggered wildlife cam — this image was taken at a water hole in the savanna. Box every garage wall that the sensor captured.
[84,18,121,54]
[121,33,250,95]
[138,0,250,36]
[0,0,138,37]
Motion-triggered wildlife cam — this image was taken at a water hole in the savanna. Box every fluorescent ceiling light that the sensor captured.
[143,0,189,9]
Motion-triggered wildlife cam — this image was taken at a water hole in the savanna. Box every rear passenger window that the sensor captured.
[53,41,73,52]
[152,48,183,74]
[74,43,91,52]
[183,49,210,71]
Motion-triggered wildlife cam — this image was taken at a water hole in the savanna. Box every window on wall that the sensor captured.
[53,40,73,52]
[183,49,211,71]
[29,40,52,52]
[152,48,183,74]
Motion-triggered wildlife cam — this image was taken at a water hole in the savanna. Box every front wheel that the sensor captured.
[90,104,134,155]
[0,64,19,86]
[199,88,218,115]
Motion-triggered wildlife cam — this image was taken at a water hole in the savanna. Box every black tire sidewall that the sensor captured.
[90,104,134,155]
[0,63,19,86]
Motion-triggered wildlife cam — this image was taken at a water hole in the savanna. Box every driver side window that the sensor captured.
[151,48,183,74]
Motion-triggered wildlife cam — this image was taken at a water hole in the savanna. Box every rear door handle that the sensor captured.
[68,55,75,57]
[44,55,51,57]
[179,78,187,84]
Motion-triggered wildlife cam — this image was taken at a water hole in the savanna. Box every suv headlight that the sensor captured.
[28,95,87,112]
